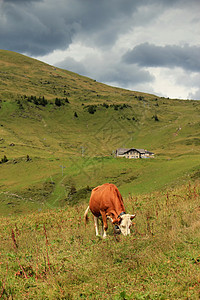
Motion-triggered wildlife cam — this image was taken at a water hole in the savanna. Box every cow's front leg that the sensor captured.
[94,216,99,236]
[100,219,104,237]
[100,211,108,238]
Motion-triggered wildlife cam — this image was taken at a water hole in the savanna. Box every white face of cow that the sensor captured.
[119,214,135,236]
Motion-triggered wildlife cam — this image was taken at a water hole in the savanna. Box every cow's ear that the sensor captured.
[130,214,136,220]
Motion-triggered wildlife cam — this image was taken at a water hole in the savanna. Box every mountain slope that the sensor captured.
[0,49,155,101]
[0,50,199,214]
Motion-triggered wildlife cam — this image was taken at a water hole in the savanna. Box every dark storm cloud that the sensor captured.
[0,0,74,55]
[3,0,40,2]
[123,43,200,72]
[0,0,188,56]
[0,0,141,55]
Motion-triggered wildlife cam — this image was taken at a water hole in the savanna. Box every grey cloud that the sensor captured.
[3,0,40,2]
[3,0,40,1]
[0,0,148,55]
[57,57,87,75]
[97,64,154,86]
[0,0,137,55]
[0,0,188,56]
[188,89,200,100]
[184,74,200,100]
[0,0,74,55]
[123,43,200,72]
[57,55,154,88]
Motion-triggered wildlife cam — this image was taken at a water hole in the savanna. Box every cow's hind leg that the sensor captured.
[102,224,107,238]
[94,216,99,236]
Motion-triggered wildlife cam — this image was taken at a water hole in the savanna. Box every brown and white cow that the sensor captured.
[84,183,135,238]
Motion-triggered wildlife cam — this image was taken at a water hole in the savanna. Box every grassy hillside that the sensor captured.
[0,49,200,215]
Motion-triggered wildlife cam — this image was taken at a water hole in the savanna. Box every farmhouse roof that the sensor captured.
[145,150,154,155]
[116,148,146,155]
[116,148,130,155]
[134,149,145,154]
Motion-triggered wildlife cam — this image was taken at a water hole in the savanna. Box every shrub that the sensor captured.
[17,100,24,110]
[152,114,159,121]
[55,98,62,107]
[138,96,144,101]
[102,103,109,108]
[65,97,69,103]
[40,96,48,106]
[0,155,8,164]
[69,184,77,195]
[88,105,96,114]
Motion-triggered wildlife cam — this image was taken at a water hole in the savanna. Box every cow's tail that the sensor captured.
[84,206,90,226]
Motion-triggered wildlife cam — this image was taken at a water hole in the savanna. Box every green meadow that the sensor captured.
[0,50,200,298]
[0,182,200,299]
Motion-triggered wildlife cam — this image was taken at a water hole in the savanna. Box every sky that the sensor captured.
[0,0,200,100]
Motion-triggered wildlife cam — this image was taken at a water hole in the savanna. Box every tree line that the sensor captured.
[20,95,70,107]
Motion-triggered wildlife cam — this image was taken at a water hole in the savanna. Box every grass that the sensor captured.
[0,181,199,299]
[0,154,199,216]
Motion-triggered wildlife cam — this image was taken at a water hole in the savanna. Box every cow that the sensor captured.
[84,183,135,238]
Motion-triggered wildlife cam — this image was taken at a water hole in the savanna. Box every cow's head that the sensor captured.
[118,214,136,236]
